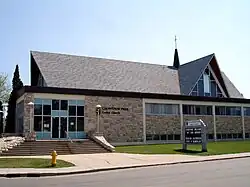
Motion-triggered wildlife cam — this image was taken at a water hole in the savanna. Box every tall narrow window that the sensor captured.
[203,74,210,94]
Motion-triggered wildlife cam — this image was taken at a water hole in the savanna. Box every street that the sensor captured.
[1,158,250,187]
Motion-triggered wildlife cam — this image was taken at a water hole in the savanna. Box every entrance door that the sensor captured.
[52,117,59,138]
[60,117,67,139]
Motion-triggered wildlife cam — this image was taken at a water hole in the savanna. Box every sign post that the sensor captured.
[182,119,207,152]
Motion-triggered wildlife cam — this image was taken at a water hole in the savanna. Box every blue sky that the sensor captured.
[1,0,250,97]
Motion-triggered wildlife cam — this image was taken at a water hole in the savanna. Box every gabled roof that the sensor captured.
[221,71,244,98]
[30,50,244,99]
[178,54,214,95]
[31,51,181,95]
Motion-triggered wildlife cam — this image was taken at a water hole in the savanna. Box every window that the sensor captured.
[208,134,214,140]
[217,134,221,139]
[43,105,51,115]
[203,74,210,93]
[168,134,174,140]
[43,116,51,132]
[193,84,198,92]
[211,81,216,97]
[69,117,76,131]
[77,106,84,116]
[245,133,250,139]
[190,66,225,98]
[191,91,198,96]
[174,134,181,140]
[217,86,223,98]
[198,80,204,96]
[34,116,42,131]
[215,106,241,116]
[215,106,225,115]
[69,106,76,116]
[33,98,85,138]
[52,100,59,110]
[227,134,232,139]
[146,134,180,141]
[216,133,243,140]
[34,104,42,115]
[222,134,227,139]
[146,134,153,141]
[160,134,167,140]
[153,135,160,141]
[183,105,212,115]
[238,133,243,139]
[244,107,250,116]
[60,100,68,110]
[77,117,84,131]
[145,103,179,115]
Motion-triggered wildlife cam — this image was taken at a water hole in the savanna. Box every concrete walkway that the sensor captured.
[0,152,250,177]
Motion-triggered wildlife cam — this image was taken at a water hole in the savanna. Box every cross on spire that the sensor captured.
[173,35,180,69]
[175,35,177,49]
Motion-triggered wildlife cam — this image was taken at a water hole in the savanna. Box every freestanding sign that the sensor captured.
[182,119,207,152]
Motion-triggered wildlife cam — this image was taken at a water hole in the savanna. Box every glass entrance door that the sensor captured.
[60,117,67,139]
[52,117,59,138]
[52,117,68,139]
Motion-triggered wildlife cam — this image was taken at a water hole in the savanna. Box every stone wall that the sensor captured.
[216,116,242,133]
[244,117,250,133]
[85,96,143,142]
[23,93,34,135]
[146,115,181,135]
[183,115,214,134]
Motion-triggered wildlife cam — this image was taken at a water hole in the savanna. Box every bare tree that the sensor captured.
[0,73,11,103]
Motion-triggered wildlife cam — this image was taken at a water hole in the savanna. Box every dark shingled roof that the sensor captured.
[31,51,243,98]
[221,71,244,98]
[31,51,181,95]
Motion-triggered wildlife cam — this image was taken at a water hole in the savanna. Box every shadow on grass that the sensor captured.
[174,149,204,154]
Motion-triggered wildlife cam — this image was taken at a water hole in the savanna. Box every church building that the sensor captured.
[15,46,250,144]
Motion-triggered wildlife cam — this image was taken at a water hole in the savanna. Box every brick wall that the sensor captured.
[85,96,143,142]
[216,116,242,133]
[244,117,250,133]
[145,115,181,135]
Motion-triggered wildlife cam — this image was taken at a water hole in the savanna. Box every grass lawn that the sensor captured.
[0,158,75,168]
[115,141,250,156]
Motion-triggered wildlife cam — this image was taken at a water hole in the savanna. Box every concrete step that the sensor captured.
[0,139,110,156]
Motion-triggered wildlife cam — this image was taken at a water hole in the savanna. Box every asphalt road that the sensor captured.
[1,158,250,187]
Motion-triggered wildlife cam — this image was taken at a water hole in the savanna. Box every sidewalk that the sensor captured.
[0,152,250,177]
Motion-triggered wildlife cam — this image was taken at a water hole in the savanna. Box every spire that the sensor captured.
[173,36,180,69]
[175,35,177,49]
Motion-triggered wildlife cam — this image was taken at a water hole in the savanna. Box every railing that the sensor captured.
[65,131,73,143]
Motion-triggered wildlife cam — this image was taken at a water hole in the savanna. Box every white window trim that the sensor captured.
[144,98,250,107]
[203,73,210,94]
[207,64,227,97]
[189,63,227,98]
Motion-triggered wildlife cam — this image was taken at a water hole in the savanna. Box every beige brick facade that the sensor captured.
[17,91,250,143]
[215,116,243,133]
[183,115,214,134]
[244,117,250,133]
[145,115,181,135]
[85,96,143,142]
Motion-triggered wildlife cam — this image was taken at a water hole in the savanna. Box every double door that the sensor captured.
[52,117,67,139]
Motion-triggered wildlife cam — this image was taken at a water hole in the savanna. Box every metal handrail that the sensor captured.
[65,131,73,143]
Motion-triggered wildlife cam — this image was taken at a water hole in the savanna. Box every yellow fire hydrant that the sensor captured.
[51,150,57,167]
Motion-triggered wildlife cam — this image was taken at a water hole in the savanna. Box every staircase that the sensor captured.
[0,139,110,156]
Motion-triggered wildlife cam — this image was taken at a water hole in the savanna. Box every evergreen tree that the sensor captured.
[5,65,23,133]
[12,65,23,91]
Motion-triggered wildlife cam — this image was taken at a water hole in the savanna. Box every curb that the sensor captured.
[1,155,250,178]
